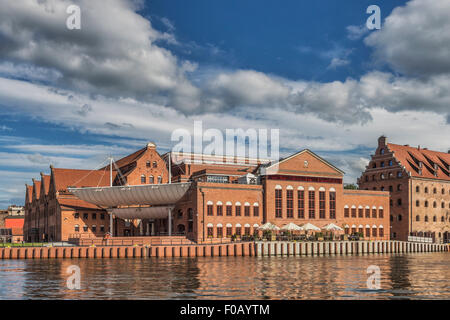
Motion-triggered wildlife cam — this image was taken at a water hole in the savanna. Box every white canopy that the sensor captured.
[322,223,343,231]
[302,223,321,231]
[108,206,173,219]
[258,222,280,231]
[281,222,304,231]
[69,182,191,207]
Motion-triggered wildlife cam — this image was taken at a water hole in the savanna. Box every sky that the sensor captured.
[1,0,450,208]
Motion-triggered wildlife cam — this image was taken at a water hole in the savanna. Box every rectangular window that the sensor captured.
[372,208,377,218]
[344,207,349,218]
[244,206,250,216]
[275,189,282,218]
[351,207,356,218]
[253,206,259,217]
[308,191,315,219]
[379,228,384,237]
[365,208,370,218]
[372,228,377,237]
[245,227,251,235]
[100,225,105,232]
[379,209,383,218]
[74,212,79,219]
[83,213,88,219]
[226,227,232,237]
[226,205,232,216]
[287,190,293,218]
[358,208,363,218]
[235,227,241,236]
[217,227,223,238]
[329,192,336,219]
[217,205,223,216]
[207,205,213,216]
[235,206,241,216]
[92,213,97,220]
[207,227,214,238]
[100,213,105,220]
[298,190,305,218]
[141,176,146,184]
[366,228,370,237]
[319,191,325,219]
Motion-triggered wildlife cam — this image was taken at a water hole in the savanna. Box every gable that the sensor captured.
[263,150,344,177]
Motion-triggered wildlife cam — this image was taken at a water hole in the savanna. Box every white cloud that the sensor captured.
[346,25,369,41]
[365,0,450,77]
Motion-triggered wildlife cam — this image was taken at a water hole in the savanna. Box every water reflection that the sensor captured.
[0,253,448,300]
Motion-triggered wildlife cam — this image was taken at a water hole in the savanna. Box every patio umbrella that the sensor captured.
[258,222,280,231]
[301,223,321,232]
[321,223,343,231]
[281,223,304,231]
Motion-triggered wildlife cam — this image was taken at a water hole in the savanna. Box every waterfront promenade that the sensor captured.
[0,240,448,259]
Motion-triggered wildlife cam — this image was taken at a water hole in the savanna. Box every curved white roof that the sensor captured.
[108,206,173,219]
[69,183,191,207]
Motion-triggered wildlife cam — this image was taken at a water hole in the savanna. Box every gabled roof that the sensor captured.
[387,143,450,181]
[102,147,147,171]
[51,168,117,192]
[32,180,41,200]
[260,149,345,175]
[25,185,33,204]
[41,174,51,195]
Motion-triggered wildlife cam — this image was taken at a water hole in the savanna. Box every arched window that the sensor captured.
[298,186,305,219]
[365,206,370,218]
[425,215,429,222]
[74,224,80,232]
[416,186,420,193]
[235,202,242,216]
[244,202,251,217]
[141,175,146,184]
[319,189,326,219]
[216,201,223,216]
[275,186,282,218]
[378,207,384,218]
[153,161,157,168]
[216,225,223,238]
[425,201,429,207]
[83,225,88,232]
[146,161,150,167]
[380,148,385,155]
[416,200,420,207]
[372,206,377,218]
[157,176,162,184]
[207,201,213,216]
[358,206,363,218]
[441,216,445,222]
[207,224,214,238]
[424,187,428,193]
[380,173,385,180]
[253,203,259,217]
[365,226,370,237]
[286,187,294,218]
[416,215,420,222]
[441,202,445,209]
[149,175,154,184]
[344,205,349,218]
[433,201,437,208]
[235,224,242,237]
[433,215,437,222]
[351,205,356,218]
[226,202,232,216]
[308,188,315,219]
[433,188,437,194]
[379,226,384,237]
[397,184,402,191]
[372,226,377,237]
[398,214,402,221]
[329,190,336,219]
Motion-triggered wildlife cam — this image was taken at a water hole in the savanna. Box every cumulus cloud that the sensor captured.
[346,25,369,41]
[365,0,450,77]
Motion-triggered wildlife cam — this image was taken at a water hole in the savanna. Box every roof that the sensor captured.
[25,185,33,203]
[52,168,117,191]
[58,198,103,210]
[260,149,345,175]
[33,180,41,200]
[69,182,192,207]
[4,217,24,229]
[102,147,147,171]
[42,174,51,195]
[388,143,450,181]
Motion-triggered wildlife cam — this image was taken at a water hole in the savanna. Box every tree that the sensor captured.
[344,183,358,190]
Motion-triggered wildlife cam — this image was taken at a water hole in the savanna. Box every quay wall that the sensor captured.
[0,241,448,259]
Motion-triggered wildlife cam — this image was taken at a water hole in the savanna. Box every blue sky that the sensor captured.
[1,0,450,208]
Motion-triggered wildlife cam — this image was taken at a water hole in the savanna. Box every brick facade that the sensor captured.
[358,136,450,243]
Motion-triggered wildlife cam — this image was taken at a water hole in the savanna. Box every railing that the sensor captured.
[408,236,433,243]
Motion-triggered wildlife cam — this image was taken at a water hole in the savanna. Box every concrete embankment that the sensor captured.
[0,241,447,259]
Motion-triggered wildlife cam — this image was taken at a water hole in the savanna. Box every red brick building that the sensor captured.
[358,136,450,243]
[24,143,390,243]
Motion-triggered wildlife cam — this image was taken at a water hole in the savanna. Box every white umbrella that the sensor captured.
[258,222,280,231]
[301,223,321,232]
[322,223,344,231]
[281,223,304,231]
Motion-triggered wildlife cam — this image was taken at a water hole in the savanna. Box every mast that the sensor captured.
[109,156,113,237]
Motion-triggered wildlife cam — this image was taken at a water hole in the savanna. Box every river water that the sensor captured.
[0,252,448,300]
